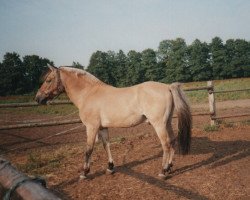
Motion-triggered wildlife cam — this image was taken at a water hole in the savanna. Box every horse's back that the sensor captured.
[136,81,173,116]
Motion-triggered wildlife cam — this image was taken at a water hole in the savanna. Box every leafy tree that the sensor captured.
[164,38,191,83]
[125,50,142,85]
[141,48,162,81]
[157,40,173,63]
[72,61,84,69]
[0,52,26,95]
[113,50,128,87]
[23,55,53,92]
[1,37,249,96]
[157,40,173,82]
[188,39,212,81]
[225,39,250,78]
[0,62,5,95]
[87,51,114,85]
[210,37,227,79]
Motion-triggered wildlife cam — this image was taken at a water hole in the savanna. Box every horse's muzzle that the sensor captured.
[35,95,48,105]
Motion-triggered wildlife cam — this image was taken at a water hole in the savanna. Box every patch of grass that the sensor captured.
[0,94,34,104]
[17,151,66,175]
[241,120,250,126]
[110,136,127,144]
[0,104,77,116]
[0,93,69,104]
[1,78,249,105]
[183,77,250,104]
[223,123,235,128]
[203,124,219,132]
[185,90,208,104]
[33,104,77,115]
[217,120,235,128]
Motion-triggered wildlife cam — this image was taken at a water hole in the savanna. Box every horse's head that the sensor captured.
[35,64,65,105]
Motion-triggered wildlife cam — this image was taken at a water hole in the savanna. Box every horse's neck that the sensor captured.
[60,70,101,108]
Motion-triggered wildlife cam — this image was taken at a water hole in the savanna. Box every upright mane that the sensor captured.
[60,66,105,85]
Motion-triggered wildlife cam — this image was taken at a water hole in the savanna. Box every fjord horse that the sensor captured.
[35,65,192,179]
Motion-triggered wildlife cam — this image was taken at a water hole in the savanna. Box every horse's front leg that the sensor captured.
[99,128,115,174]
[80,126,99,179]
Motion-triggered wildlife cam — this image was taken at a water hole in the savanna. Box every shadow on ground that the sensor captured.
[53,136,250,200]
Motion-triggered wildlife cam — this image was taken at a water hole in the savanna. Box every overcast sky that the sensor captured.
[0,0,250,67]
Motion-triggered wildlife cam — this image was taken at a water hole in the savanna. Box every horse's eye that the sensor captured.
[46,79,52,83]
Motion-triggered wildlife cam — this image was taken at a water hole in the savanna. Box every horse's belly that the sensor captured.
[101,113,146,128]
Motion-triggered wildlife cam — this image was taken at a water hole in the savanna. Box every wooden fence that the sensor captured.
[0,157,61,200]
[0,81,249,130]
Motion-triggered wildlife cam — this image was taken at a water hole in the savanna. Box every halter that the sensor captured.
[56,68,65,94]
[43,67,65,100]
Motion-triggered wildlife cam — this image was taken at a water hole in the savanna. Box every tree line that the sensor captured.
[88,37,250,87]
[0,54,83,96]
[0,37,249,96]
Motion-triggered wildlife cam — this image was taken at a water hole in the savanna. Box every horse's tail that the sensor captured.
[170,83,192,155]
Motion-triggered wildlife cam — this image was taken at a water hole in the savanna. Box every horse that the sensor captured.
[35,64,192,179]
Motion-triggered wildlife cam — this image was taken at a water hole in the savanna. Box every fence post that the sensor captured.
[207,81,216,125]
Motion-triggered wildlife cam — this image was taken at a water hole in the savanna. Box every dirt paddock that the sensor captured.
[0,101,249,200]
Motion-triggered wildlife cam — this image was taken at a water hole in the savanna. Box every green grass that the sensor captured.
[0,93,69,104]
[0,104,77,116]
[16,145,82,175]
[29,104,77,115]
[183,77,250,104]
[203,124,220,132]
[241,120,250,126]
[0,94,76,116]
[17,151,65,175]
[0,78,249,115]
[0,94,35,104]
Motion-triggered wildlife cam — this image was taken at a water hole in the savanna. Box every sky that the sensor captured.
[0,0,250,67]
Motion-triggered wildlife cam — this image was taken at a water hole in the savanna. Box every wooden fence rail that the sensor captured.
[0,100,72,108]
[0,81,249,130]
[206,82,250,124]
[0,119,81,130]
[0,86,213,108]
[0,157,61,200]
[213,88,250,94]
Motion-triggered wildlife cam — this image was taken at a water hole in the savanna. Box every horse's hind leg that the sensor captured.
[99,128,115,174]
[80,126,99,179]
[151,122,171,178]
[165,123,176,173]
[163,104,175,174]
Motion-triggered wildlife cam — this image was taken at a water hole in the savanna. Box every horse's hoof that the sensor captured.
[165,163,173,174]
[79,174,88,180]
[106,168,115,175]
[158,173,167,180]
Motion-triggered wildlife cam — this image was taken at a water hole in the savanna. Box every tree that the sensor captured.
[23,55,53,92]
[225,39,250,78]
[125,50,142,85]
[188,39,212,81]
[0,52,26,95]
[112,50,128,87]
[0,62,4,95]
[210,37,227,79]
[87,51,114,84]
[72,61,84,69]
[157,40,173,63]
[141,48,161,81]
[164,38,191,83]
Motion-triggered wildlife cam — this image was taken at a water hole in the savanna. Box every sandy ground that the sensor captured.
[0,99,249,200]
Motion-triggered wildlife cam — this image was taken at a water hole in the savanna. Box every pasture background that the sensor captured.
[0,77,249,200]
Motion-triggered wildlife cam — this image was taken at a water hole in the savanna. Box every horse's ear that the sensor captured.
[47,64,57,71]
